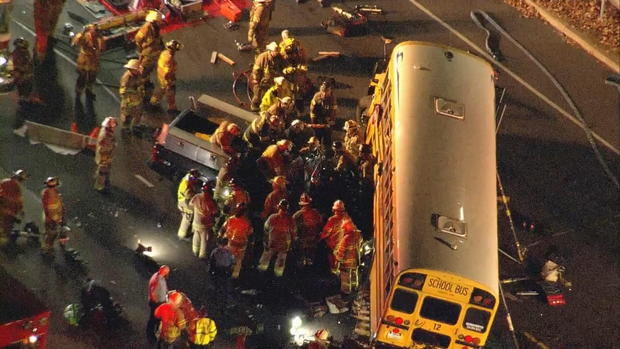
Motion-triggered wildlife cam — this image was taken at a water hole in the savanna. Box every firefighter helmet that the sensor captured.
[279,96,293,108]
[202,182,212,192]
[273,76,286,86]
[124,59,140,70]
[168,291,183,306]
[307,136,319,146]
[299,193,312,206]
[188,168,201,179]
[226,122,241,136]
[343,120,358,131]
[159,265,170,277]
[145,9,164,23]
[165,40,183,51]
[281,29,290,41]
[271,175,287,189]
[12,169,28,181]
[277,199,289,211]
[13,37,28,49]
[101,116,117,129]
[277,139,293,152]
[84,23,98,31]
[266,41,278,52]
[332,200,345,211]
[45,177,59,187]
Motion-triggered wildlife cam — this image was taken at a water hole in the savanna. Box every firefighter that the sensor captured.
[285,120,315,152]
[259,76,295,113]
[222,178,251,216]
[243,113,285,152]
[148,265,171,344]
[219,203,253,279]
[211,122,242,157]
[71,24,105,100]
[154,291,186,348]
[214,157,240,204]
[94,117,117,193]
[190,183,218,259]
[150,40,182,113]
[258,199,297,277]
[343,120,362,159]
[0,170,28,245]
[41,177,66,253]
[299,136,322,158]
[292,193,323,267]
[10,38,34,104]
[247,0,273,54]
[187,309,217,348]
[333,220,361,294]
[264,96,296,126]
[250,41,284,111]
[357,144,376,182]
[256,139,293,180]
[320,200,354,273]
[33,0,65,61]
[177,169,201,240]
[119,59,144,132]
[261,175,288,220]
[134,9,164,96]
[279,29,306,65]
[309,81,337,145]
[332,141,356,174]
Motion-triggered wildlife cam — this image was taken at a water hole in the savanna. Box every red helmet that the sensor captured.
[159,265,170,277]
[271,175,287,189]
[277,139,293,152]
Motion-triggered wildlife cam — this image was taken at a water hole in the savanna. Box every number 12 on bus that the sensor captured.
[363,42,499,349]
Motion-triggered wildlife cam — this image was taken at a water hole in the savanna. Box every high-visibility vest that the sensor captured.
[192,317,217,345]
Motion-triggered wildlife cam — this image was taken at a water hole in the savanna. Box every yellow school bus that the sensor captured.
[363,41,499,349]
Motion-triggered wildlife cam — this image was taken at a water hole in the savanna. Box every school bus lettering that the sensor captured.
[455,284,469,296]
[427,277,469,296]
[428,277,453,292]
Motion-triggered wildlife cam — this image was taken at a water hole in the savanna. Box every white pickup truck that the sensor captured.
[149,94,258,178]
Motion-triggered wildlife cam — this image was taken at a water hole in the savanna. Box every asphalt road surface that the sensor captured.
[1,0,618,348]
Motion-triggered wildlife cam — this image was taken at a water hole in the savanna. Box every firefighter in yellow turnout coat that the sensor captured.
[72,24,105,99]
[247,0,273,53]
[94,117,117,193]
[150,40,182,112]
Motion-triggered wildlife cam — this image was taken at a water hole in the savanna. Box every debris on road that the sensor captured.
[325,294,349,314]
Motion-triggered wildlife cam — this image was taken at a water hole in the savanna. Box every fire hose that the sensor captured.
[232,69,252,107]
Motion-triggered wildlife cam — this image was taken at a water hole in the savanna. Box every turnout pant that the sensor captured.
[228,242,248,279]
[177,203,193,239]
[258,248,287,277]
[192,226,212,259]
[94,164,111,191]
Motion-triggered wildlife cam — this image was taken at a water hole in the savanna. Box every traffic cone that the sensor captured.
[70,122,78,133]
[86,127,100,151]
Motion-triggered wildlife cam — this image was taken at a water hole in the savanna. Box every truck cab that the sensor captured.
[0,267,51,349]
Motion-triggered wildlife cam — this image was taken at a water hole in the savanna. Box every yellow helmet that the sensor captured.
[145,9,163,23]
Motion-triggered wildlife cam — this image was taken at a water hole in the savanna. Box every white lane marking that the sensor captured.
[11,18,120,103]
[134,174,155,188]
[408,0,619,155]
